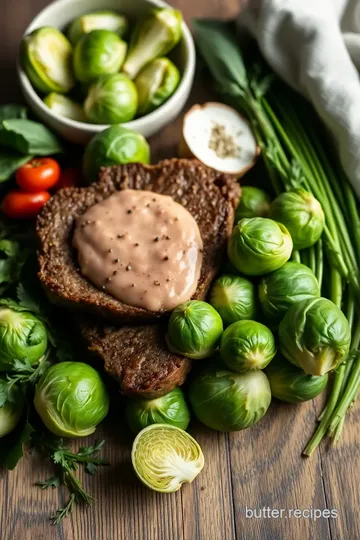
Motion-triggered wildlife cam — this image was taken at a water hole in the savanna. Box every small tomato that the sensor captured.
[16,158,61,192]
[1,190,51,219]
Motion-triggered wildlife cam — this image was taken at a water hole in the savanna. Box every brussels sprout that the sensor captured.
[265,355,328,403]
[279,298,351,376]
[259,262,320,325]
[84,73,138,124]
[189,367,271,431]
[21,27,75,94]
[0,308,48,371]
[83,125,150,183]
[34,362,109,438]
[68,11,128,45]
[220,320,276,372]
[209,274,257,327]
[235,186,271,222]
[123,8,183,79]
[126,388,190,435]
[132,424,204,493]
[228,217,293,276]
[0,380,24,438]
[135,57,180,116]
[73,29,127,84]
[44,93,86,122]
[269,189,325,250]
[166,301,223,360]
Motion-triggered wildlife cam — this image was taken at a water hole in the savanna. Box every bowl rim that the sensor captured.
[17,0,196,135]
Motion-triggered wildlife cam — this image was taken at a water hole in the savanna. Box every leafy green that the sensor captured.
[0,119,63,155]
[35,437,109,524]
[0,413,34,470]
[0,150,32,182]
[0,238,30,295]
[0,105,28,122]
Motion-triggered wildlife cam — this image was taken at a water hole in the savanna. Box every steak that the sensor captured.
[37,159,240,323]
[79,317,192,399]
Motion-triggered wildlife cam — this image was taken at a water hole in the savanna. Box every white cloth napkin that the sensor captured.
[241,0,360,198]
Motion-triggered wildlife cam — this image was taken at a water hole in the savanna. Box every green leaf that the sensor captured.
[192,19,248,95]
[17,283,42,315]
[36,476,61,490]
[0,298,30,312]
[0,105,27,122]
[0,119,63,155]
[0,417,34,470]
[0,150,32,182]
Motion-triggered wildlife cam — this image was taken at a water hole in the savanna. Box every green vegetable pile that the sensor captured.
[193,19,360,455]
[21,8,183,125]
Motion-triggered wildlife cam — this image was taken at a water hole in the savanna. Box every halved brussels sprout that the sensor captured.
[279,297,351,376]
[123,8,183,79]
[44,93,86,122]
[0,308,48,371]
[220,320,276,372]
[34,362,109,438]
[166,300,223,360]
[269,189,325,250]
[0,380,24,438]
[83,125,150,183]
[84,73,138,124]
[68,11,128,45]
[209,274,257,327]
[259,262,320,325]
[189,367,271,432]
[132,424,204,493]
[135,57,180,116]
[21,27,75,94]
[228,217,293,276]
[265,355,328,403]
[235,186,271,222]
[126,388,190,435]
[73,29,127,84]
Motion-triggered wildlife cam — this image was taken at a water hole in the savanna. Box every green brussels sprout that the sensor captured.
[228,217,293,276]
[83,125,150,183]
[126,388,190,435]
[220,320,276,372]
[0,308,48,371]
[209,274,257,327]
[34,362,109,438]
[73,29,127,84]
[279,298,351,376]
[0,380,24,438]
[259,262,320,325]
[123,8,183,79]
[166,301,223,360]
[68,11,128,45]
[135,57,180,116]
[235,186,271,221]
[44,93,86,122]
[269,189,325,250]
[21,27,75,94]
[84,73,138,124]
[265,355,328,403]
[189,367,271,431]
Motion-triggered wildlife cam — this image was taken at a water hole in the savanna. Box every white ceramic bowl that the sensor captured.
[17,0,195,145]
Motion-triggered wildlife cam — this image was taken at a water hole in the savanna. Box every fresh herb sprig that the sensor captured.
[0,354,50,407]
[35,437,109,525]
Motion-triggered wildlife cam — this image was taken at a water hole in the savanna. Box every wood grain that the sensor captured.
[1,1,359,539]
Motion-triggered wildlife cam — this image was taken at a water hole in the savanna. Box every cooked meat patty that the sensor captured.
[36,159,240,323]
[79,317,192,399]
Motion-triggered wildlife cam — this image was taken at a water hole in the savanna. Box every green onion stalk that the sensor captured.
[193,19,360,454]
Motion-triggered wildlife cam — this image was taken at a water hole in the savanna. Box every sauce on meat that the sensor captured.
[73,189,203,311]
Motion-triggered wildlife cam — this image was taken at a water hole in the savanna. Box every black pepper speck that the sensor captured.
[126,265,132,271]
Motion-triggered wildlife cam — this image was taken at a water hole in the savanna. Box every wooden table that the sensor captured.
[1,1,359,539]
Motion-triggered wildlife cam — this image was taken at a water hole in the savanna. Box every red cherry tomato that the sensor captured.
[16,158,61,192]
[54,167,82,192]
[1,190,51,219]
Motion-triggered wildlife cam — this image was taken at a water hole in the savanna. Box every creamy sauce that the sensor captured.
[73,189,203,312]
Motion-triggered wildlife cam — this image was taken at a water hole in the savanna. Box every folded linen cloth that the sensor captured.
[241,0,360,198]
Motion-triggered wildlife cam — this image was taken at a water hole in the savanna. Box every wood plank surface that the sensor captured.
[0,1,359,539]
